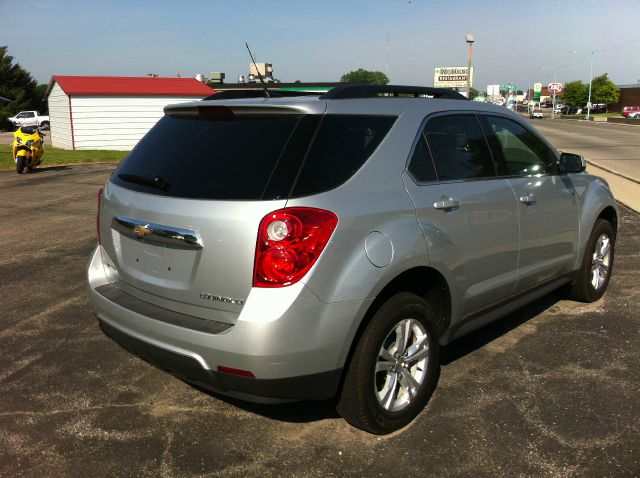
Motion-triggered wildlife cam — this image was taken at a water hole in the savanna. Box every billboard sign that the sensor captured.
[434,67,473,88]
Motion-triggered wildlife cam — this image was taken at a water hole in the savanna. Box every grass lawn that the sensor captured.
[561,112,623,119]
[588,112,622,118]
[0,144,128,170]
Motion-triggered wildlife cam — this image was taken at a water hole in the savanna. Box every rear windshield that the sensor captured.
[111,113,395,200]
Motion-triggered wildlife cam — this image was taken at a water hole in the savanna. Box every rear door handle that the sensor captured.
[519,194,536,205]
[433,197,461,210]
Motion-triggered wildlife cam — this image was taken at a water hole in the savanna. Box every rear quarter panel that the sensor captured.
[285,107,430,304]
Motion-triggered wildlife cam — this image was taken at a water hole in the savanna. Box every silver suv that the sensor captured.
[87,85,618,434]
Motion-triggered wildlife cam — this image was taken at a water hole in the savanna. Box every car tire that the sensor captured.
[16,156,26,174]
[336,292,440,434]
[41,121,50,130]
[568,218,615,302]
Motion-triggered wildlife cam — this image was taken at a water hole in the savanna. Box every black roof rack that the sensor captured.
[319,84,468,100]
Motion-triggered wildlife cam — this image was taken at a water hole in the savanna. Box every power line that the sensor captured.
[595,37,640,54]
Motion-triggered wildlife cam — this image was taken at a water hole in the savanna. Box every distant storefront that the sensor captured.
[610,84,640,112]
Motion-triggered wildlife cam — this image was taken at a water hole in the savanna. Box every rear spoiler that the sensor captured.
[201,89,325,101]
[164,104,310,118]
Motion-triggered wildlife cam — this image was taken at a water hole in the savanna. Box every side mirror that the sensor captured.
[559,152,586,173]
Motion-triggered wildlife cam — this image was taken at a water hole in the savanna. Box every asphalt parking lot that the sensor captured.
[1,164,639,477]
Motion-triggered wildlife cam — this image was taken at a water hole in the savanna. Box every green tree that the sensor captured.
[0,46,46,129]
[468,87,480,99]
[562,80,588,111]
[340,68,389,85]
[590,73,619,109]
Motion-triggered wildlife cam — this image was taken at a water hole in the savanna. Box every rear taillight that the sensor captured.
[253,207,338,288]
[97,187,103,244]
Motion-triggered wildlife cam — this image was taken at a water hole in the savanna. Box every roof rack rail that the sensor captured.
[319,84,468,100]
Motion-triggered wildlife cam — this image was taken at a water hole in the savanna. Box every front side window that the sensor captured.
[423,115,496,181]
[483,116,558,176]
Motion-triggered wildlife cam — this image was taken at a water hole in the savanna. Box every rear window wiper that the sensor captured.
[117,173,170,191]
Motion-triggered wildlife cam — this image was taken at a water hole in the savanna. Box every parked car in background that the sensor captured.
[88,84,618,434]
[553,103,565,114]
[558,105,576,115]
[8,111,50,130]
[621,106,640,118]
[588,104,607,114]
[530,110,545,119]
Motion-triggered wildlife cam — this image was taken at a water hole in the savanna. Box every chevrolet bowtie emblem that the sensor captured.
[133,224,152,238]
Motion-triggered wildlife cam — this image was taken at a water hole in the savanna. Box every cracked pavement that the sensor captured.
[0,163,638,477]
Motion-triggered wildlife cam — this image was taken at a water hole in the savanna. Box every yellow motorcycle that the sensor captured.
[13,125,45,174]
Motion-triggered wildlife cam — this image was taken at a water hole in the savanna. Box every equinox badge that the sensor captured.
[199,293,244,306]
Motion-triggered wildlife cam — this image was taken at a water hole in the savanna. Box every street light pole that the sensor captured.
[573,49,595,119]
[586,50,594,120]
[465,34,474,98]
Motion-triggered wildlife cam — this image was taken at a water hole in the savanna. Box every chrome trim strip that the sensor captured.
[111,215,203,250]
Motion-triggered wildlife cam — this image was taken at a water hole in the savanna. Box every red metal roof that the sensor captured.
[49,75,215,96]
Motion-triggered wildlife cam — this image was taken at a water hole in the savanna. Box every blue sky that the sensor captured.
[1,0,639,91]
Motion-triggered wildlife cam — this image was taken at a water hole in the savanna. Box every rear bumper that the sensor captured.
[99,319,342,400]
[87,245,371,401]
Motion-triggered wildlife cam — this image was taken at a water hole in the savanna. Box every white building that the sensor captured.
[46,76,214,150]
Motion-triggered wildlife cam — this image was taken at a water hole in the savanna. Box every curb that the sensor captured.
[586,160,640,185]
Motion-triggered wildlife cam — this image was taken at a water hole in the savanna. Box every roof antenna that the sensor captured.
[245,42,270,98]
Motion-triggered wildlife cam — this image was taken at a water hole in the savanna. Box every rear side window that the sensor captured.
[424,115,496,180]
[408,132,438,182]
[290,115,396,197]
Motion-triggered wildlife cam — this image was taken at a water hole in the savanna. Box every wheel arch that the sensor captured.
[597,205,618,237]
[574,176,619,270]
[335,266,451,395]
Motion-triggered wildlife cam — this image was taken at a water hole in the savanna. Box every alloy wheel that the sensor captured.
[374,318,430,412]
[591,233,611,291]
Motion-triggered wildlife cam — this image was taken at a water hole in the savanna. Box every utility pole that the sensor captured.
[386,33,390,78]
[542,66,558,118]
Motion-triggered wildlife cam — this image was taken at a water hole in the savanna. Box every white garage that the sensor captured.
[46,76,214,150]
